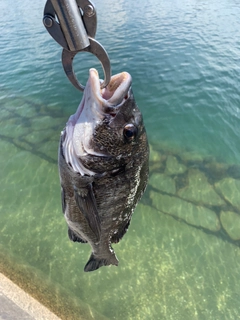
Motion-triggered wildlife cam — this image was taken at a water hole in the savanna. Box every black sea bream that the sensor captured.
[58,68,149,272]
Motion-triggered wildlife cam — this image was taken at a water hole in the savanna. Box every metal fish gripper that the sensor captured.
[43,0,111,91]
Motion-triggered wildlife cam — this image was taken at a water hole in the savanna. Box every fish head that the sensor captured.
[62,68,148,175]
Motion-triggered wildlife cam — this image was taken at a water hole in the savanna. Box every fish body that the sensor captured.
[58,69,149,272]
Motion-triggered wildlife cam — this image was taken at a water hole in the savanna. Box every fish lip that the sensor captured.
[88,68,132,112]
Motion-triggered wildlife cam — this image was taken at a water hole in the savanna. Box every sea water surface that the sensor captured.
[1,0,240,319]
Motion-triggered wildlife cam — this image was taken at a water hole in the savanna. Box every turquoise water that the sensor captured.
[1,0,240,319]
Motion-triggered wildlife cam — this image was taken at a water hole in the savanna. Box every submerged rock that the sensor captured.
[165,155,187,175]
[25,128,55,144]
[15,103,39,119]
[2,122,30,139]
[220,211,240,240]
[149,145,163,171]
[215,178,240,209]
[204,162,228,182]
[149,173,176,194]
[180,151,204,163]
[227,165,240,180]
[149,144,161,162]
[30,116,61,131]
[150,191,220,232]
[178,169,225,206]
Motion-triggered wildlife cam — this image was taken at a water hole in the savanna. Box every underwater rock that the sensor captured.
[165,155,187,175]
[204,162,228,182]
[1,107,11,120]
[178,169,225,206]
[149,144,161,162]
[2,122,30,139]
[149,173,176,194]
[31,116,61,131]
[220,211,240,240]
[13,139,32,152]
[25,128,56,144]
[149,145,163,170]
[215,178,240,209]
[150,191,220,232]
[37,140,58,161]
[180,151,205,163]
[227,165,240,179]
[15,103,39,119]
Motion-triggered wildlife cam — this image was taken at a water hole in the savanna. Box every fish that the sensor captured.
[58,68,149,272]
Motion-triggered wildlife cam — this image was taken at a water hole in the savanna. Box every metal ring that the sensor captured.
[62,38,111,92]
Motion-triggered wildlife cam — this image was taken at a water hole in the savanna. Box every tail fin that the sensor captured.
[84,252,119,272]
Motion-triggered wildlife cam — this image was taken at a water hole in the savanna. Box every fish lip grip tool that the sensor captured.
[43,0,111,91]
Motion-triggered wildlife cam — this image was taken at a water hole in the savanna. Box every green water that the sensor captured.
[1,0,240,319]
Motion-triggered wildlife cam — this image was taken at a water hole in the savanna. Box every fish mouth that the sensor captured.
[62,69,132,176]
[88,68,132,111]
[71,68,132,125]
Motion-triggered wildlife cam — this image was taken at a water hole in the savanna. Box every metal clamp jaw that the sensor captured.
[43,0,111,91]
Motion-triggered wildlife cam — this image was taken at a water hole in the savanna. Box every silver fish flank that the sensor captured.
[58,68,149,272]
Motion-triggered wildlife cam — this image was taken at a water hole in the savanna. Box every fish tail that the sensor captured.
[84,252,119,272]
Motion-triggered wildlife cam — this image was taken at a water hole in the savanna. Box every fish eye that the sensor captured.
[123,124,138,141]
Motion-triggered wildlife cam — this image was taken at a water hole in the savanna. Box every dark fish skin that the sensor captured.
[58,70,149,272]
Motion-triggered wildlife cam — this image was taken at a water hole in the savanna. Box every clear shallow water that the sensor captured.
[1,0,240,319]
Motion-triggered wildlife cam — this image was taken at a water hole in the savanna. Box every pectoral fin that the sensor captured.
[74,183,101,241]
